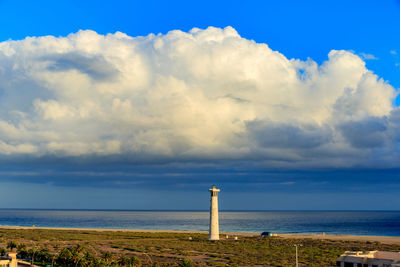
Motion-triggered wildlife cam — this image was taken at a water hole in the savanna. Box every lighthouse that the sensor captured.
[209,185,220,240]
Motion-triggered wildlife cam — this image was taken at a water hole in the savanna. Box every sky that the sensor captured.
[0,0,399,210]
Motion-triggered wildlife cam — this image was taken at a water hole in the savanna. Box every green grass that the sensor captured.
[0,229,399,266]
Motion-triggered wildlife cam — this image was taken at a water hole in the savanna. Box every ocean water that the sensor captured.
[0,210,400,236]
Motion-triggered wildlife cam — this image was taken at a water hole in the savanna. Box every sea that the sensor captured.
[1,210,400,236]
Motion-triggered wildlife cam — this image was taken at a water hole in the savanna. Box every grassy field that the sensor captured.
[0,228,400,266]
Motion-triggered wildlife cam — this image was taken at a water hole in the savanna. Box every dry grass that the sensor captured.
[0,229,399,266]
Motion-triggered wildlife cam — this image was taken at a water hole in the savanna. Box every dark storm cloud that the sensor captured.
[247,121,331,149]
[339,117,388,148]
[2,163,400,195]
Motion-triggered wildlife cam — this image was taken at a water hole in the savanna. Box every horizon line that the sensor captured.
[0,208,399,212]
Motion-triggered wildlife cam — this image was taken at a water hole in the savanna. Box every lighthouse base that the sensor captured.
[209,234,219,241]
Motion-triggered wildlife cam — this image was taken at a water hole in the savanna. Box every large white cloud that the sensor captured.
[0,26,398,167]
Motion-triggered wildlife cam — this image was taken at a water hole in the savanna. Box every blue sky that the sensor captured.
[1,0,399,88]
[0,0,399,210]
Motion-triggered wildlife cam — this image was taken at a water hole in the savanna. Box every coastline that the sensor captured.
[0,225,256,236]
[2,225,400,244]
[277,233,400,245]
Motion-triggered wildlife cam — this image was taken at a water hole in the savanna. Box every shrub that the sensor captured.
[6,241,17,251]
[0,247,6,256]
[178,258,194,267]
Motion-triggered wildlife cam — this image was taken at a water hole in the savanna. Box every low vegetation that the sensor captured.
[0,229,399,266]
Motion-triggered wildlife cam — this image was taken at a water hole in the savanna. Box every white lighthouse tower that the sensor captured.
[209,185,220,240]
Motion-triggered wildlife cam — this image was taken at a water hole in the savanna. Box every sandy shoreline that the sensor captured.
[0,225,208,233]
[0,225,256,236]
[2,225,400,244]
[277,233,400,245]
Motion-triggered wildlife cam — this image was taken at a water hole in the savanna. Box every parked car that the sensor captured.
[260,232,271,237]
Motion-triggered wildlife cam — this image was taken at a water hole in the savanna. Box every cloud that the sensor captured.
[246,121,331,149]
[0,27,398,169]
[338,117,388,148]
[390,50,397,55]
[44,52,119,81]
[359,52,378,60]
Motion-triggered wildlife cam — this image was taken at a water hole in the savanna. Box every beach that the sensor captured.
[277,233,400,245]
